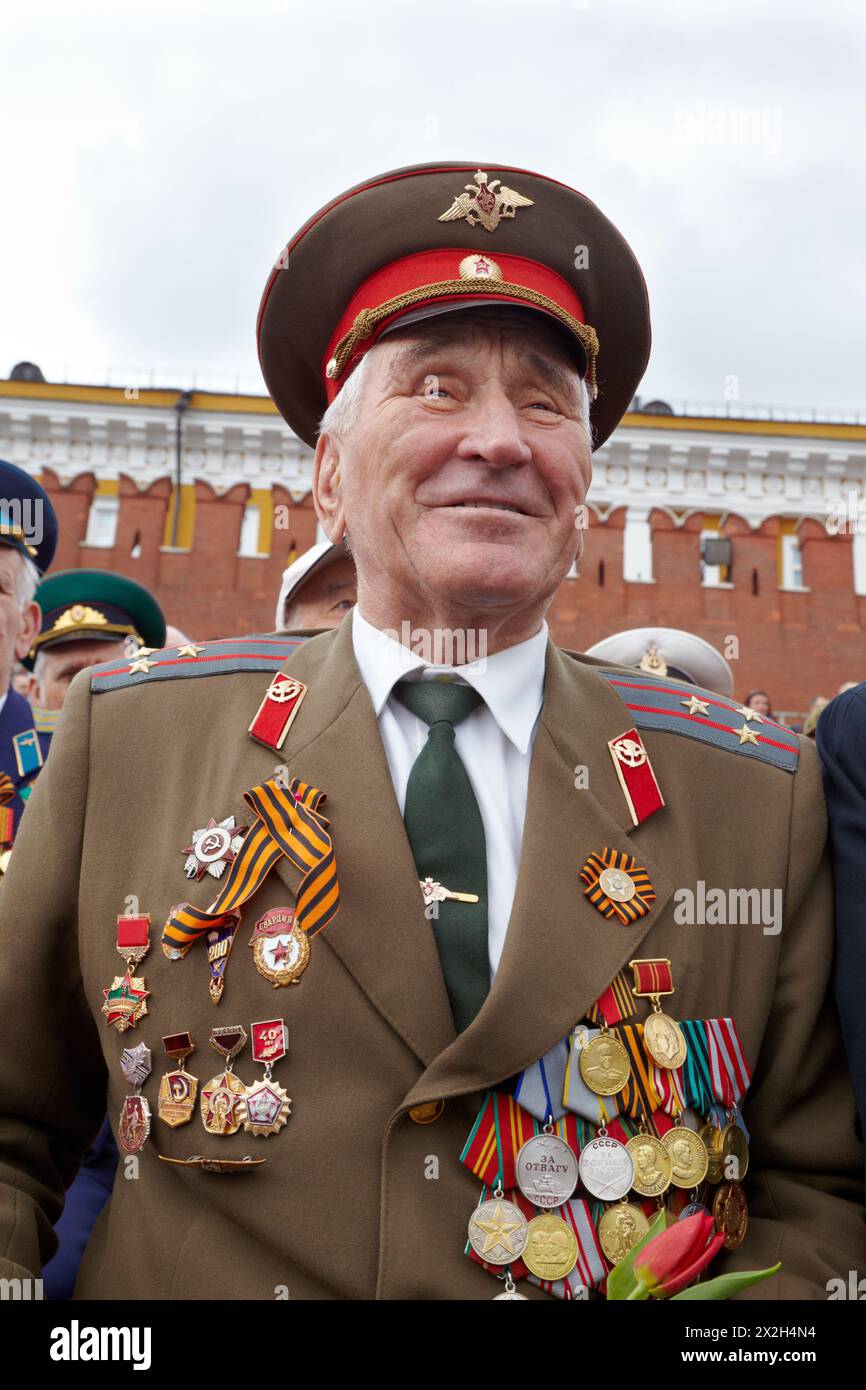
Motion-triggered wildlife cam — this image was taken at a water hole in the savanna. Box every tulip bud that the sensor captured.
[633,1211,725,1298]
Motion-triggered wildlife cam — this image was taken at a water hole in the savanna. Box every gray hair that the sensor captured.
[317,329,592,445]
[13,552,40,607]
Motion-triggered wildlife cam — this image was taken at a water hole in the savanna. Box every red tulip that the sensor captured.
[633,1212,725,1298]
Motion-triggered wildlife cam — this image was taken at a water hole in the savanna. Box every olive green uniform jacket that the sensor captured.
[0,619,862,1299]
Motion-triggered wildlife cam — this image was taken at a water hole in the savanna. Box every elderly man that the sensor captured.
[0,460,57,870]
[25,569,166,713]
[0,163,862,1301]
[274,538,356,631]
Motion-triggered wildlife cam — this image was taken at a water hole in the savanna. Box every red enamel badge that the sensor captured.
[607,728,665,827]
[248,673,307,752]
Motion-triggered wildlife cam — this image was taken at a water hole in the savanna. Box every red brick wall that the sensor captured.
[41,472,863,716]
[548,509,865,716]
[41,470,319,641]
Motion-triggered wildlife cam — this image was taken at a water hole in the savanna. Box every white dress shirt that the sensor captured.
[351,606,547,980]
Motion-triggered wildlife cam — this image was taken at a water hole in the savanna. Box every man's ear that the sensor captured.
[14,600,40,664]
[313,432,347,544]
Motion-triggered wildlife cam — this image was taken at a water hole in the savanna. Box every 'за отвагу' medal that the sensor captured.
[118,1041,152,1153]
[244,1018,291,1137]
[515,1133,578,1209]
[158,1031,198,1128]
[201,1026,248,1135]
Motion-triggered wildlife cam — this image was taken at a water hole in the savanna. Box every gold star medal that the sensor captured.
[467,1197,529,1266]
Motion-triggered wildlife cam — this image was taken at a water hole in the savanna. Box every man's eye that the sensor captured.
[423,386,451,400]
[527,400,557,411]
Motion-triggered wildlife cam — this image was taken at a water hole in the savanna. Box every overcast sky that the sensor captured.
[3,0,864,415]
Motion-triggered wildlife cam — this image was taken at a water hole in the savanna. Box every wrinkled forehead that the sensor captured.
[374,308,585,396]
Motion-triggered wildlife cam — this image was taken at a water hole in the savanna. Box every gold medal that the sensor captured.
[597,1200,650,1264]
[522,1213,578,1281]
[158,1031,198,1128]
[712,1181,749,1250]
[578,1024,631,1097]
[626,1132,672,1197]
[642,1011,688,1069]
[201,1026,248,1136]
[662,1125,709,1188]
[628,958,688,1069]
[699,1122,724,1184]
[719,1121,750,1182]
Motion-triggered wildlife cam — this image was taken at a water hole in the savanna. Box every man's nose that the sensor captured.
[455,391,533,470]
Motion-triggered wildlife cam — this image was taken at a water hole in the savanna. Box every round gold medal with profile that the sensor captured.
[662,1125,709,1188]
[642,1010,688,1069]
[626,1133,672,1197]
[579,1030,631,1097]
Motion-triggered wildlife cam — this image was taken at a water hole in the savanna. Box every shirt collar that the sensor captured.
[351,606,547,754]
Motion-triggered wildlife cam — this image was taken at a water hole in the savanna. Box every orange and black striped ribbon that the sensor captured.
[580,847,655,926]
[0,772,16,848]
[161,777,339,957]
[615,1023,663,1118]
[585,970,637,1026]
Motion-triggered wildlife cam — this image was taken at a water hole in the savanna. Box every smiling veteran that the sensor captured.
[0,163,862,1301]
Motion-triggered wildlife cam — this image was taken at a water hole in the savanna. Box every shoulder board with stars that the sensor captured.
[90,635,307,694]
[596,669,800,774]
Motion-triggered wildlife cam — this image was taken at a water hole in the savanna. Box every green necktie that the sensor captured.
[393,679,489,1033]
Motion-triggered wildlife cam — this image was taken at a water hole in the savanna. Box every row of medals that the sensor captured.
[118,1023,291,1154]
[468,1008,750,1298]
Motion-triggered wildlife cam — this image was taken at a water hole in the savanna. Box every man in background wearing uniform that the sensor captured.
[19,568,166,1299]
[274,538,356,632]
[0,460,56,873]
[0,164,862,1300]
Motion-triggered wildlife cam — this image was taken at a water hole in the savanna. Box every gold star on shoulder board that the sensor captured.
[736,704,764,723]
[134,647,158,658]
[681,696,710,716]
[178,643,203,658]
[736,724,760,746]
[128,657,155,674]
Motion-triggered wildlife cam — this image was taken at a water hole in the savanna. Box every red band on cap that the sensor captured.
[322,247,589,396]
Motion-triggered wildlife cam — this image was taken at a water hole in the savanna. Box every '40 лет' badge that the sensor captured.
[245,1019,291,1137]
[102,915,151,1032]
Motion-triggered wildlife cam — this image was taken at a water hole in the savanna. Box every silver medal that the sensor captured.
[467,1198,529,1266]
[578,1134,635,1201]
[515,1133,578,1209]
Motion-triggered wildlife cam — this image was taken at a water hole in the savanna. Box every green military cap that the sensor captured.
[257,162,651,451]
[27,569,166,667]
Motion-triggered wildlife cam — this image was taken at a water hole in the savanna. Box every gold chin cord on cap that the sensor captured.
[324,276,599,399]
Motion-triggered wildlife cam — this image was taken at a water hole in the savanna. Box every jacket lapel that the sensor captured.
[255,620,456,1067]
[404,642,674,1107]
